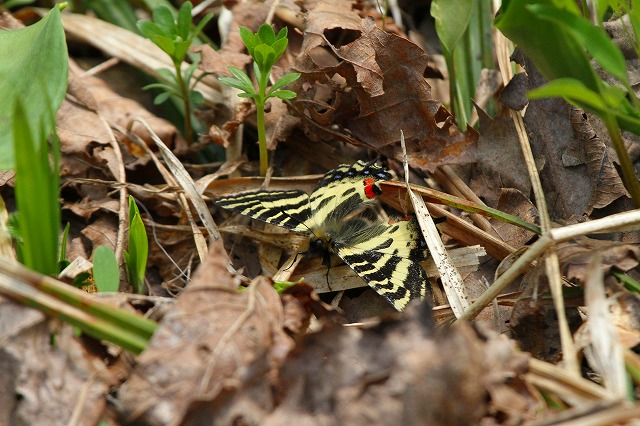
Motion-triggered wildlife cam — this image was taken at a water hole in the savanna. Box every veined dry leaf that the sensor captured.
[508,50,595,219]
[470,109,533,207]
[0,298,114,425]
[290,8,477,171]
[263,307,536,425]
[492,188,538,249]
[117,241,294,425]
[570,107,629,213]
[557,237,640,284]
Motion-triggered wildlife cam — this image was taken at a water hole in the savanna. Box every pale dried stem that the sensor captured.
[97,115,129,267]
[495,31,579,376]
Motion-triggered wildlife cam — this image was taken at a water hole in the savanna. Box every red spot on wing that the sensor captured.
[363,178,379,199]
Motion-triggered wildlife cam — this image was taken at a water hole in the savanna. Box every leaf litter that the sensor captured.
[0,0,640,425]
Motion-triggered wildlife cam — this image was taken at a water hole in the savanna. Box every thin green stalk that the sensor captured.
[256,99,268,176]
[175,62,193,145]
[257,70,270,176]
[602,113,640,207]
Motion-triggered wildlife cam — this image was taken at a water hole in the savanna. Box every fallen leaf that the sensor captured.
[290,11,478,171]
[557,237,640,283]
[570,107,629,213]
[264,305,536,425]
[0,298,114,425]
[470,109,533,207]
[117,240,294,425]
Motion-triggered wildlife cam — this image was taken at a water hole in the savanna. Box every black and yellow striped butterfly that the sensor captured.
[215,160,430,310]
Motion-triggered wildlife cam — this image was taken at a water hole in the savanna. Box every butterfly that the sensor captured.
[215,160,430,310]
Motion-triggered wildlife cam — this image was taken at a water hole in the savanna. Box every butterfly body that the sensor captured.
[215,161,431,310]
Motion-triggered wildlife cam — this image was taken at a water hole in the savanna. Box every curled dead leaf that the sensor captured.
[117,241,294,425]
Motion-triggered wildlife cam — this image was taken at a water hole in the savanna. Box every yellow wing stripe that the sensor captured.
[216,190,311,232]
[215,162,430,311]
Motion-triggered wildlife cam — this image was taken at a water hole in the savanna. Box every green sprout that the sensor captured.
[218,23,301,176]
[124,196,148,294]
[137,1,212,145]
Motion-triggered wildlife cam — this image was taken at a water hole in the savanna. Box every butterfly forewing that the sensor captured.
[214,161,431,311]
[334,218,430,311]
[308,161,392,226]
[215,190,311,233]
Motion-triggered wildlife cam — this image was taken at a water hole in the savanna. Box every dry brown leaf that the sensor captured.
[557,237,640,283]
[492,188,538,248]
[570,107,629,213]
[508,50,596,219]
[117,241,294,425]
[470,109,533,207]
[290,10,477,171]
[0,298,114,425]
[264,306,536,425]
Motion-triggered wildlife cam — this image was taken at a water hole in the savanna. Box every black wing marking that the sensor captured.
[334,218,430,311]
[215,190,312,233]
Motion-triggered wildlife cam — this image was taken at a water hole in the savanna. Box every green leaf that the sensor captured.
[254,44,276,73]
[4,0,36,9]
[272,89,297,100]
[184,61,199,85]
[137,20,166,38]
[176,1,193,39]
[239,26,257,55]
[227,66,255,90]
[257,23,276,45]
[218,76,255,94]
[271,37,288,61]
[0,6,68,170]
[495,0,600,92]
[528,78,607,111]
[126,196,148,294]
[59,222,70,264]
[148,33,176,55]
[238,92,260,99]
[152,6,176,36]
[631,1,640,52]
[156,67,177,83]
[93,246,120,293]
[153,91,174,104]
[267,72,300,97]
[173,39,190,63]
[83,0,140,35]
[528,5,630,86]
[13,101,60,276]
[143,82,178,92]
[190,90,204,105]
[192,14,213,40]
[275,26,288,41]
[431,0,474,55]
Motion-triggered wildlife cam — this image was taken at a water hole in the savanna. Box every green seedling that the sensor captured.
[218,23,301,176]
[12,102,61,277]
[124,196,148,294]
[137,1,212,145]
[93,246,120,293]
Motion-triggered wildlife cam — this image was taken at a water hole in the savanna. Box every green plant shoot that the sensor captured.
[124,196,148,294]
[218,23,301,176]
[93,246,120,293]
[137,1,212,145]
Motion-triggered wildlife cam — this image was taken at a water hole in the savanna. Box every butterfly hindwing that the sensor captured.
[215,161,430,311]
[334,217,429,311]
[215,190,311,233]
